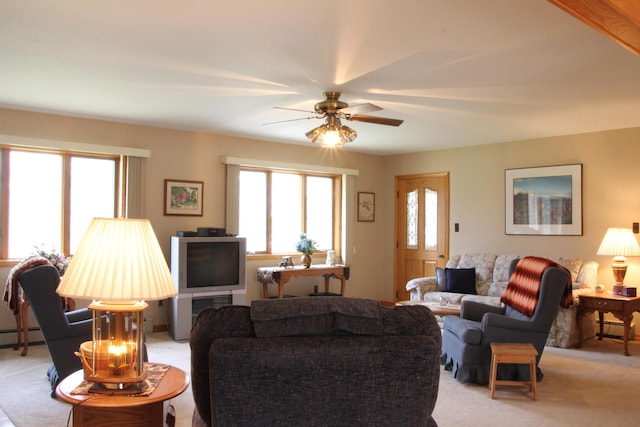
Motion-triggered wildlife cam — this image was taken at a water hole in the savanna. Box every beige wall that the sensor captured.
[382,129,640,289]
[2,107,640,341]
[0,108,388,342]
[382,129,640,331]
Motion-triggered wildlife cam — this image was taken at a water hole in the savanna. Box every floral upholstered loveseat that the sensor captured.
[405,253,598,348]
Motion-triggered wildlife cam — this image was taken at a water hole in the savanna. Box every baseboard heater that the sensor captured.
[596,320,635,340]
[0,327,44,349]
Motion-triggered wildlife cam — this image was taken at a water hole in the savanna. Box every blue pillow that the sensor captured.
[445,268,476,294]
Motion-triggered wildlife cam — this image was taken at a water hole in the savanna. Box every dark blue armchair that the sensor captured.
[18,264,93,396]
[441,257,571,385]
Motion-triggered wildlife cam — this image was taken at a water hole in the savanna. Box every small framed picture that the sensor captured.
[164,179,203,216]
[357,192,375,222]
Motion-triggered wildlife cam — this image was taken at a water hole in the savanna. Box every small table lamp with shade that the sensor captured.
[596,227,640,295]
[56,218,177,393]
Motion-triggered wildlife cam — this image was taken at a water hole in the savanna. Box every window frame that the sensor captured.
[0,146,123,264]
[239,166,342,260]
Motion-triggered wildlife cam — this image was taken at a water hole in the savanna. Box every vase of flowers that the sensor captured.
[33,245,71,276]
[296,233,317,268]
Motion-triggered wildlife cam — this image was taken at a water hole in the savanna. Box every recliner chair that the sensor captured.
[18,264,93,396]
[441,257,571,385]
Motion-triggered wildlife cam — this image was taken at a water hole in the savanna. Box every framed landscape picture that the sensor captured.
[164,179,203,216]
[505,164,582,235]
[357,192,375,222]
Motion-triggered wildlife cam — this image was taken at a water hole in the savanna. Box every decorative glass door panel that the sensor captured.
[424,188,437,251]
[406,189,418,249]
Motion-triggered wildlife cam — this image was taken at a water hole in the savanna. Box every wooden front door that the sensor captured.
[394,173,449,301]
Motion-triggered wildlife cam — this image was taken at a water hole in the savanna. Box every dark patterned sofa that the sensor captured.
[190,297,441,427]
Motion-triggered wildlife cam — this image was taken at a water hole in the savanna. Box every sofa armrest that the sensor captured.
[65,308,92,323]
[406,277,437,300]
[481,312,532,332]
[572,287,597,305]
[461,300,505,322]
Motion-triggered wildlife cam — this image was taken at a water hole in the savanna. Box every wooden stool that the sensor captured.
[489,343,538,400]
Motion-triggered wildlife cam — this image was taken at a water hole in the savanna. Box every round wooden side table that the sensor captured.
[55,365,189,427]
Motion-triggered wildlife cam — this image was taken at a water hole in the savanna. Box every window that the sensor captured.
[239,168,341,255]
[1,147,121,260]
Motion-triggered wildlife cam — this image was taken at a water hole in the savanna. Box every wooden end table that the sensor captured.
[55,365,189,427]
[577,291,640,356]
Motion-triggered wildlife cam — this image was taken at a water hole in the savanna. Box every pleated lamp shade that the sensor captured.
[596,228,640,257]
[57,218,176,301]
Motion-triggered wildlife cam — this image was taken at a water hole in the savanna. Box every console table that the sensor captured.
[257,264,350,299]
[577,291,640,356]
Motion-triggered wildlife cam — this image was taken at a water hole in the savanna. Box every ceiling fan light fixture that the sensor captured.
[305,116,357,147]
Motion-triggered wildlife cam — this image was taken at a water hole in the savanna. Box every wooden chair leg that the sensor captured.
[21,300,29,356]
[13,313,22,352]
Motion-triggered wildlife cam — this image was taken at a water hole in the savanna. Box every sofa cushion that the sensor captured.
[250,297,383,337]
[457,253,496,283]
[436,267,447,291]
[493,254,521,282]
[554,257,582,282]
[445,268,476,295]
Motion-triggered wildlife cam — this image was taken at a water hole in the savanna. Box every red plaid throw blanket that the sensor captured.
[500,256,572,317]
[3,256,51,316]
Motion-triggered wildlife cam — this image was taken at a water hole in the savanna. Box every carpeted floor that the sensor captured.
[1,332,639,426]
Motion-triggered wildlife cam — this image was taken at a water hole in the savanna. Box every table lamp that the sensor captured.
[57,218,176,393]
[596,227,640,295]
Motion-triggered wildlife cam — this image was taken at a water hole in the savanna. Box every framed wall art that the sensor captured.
[357,192,375,222]
[164,179,203,216]
[505,164,582,235]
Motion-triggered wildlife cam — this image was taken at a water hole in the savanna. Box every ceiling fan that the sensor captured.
[267,92,404,147]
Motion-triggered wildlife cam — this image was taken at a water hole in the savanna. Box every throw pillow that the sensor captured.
[445,267,477,294]
[436,267,447,291]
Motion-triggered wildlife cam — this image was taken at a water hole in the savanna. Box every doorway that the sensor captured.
[394,173,450,301]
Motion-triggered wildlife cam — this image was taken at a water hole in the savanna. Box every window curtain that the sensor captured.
[124,156,146,219]
[225,164,240,235]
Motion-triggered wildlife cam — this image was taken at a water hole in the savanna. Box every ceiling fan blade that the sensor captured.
[339,103,382,115]
[348,114,404,127]
[273,106,315,114]
[263,115,320,126]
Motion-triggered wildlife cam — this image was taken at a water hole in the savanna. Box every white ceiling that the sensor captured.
[2,0,640,155]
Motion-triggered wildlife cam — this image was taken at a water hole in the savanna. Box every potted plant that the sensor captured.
[296,233,317,268]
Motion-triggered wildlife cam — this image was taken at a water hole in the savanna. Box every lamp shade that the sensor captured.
[596,227,640,257]
[305,115,357,147]
[57,218,176,301]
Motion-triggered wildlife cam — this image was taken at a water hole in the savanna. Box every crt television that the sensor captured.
[171,236,247,294]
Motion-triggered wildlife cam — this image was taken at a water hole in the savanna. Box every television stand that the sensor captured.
[168,291,246,341]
